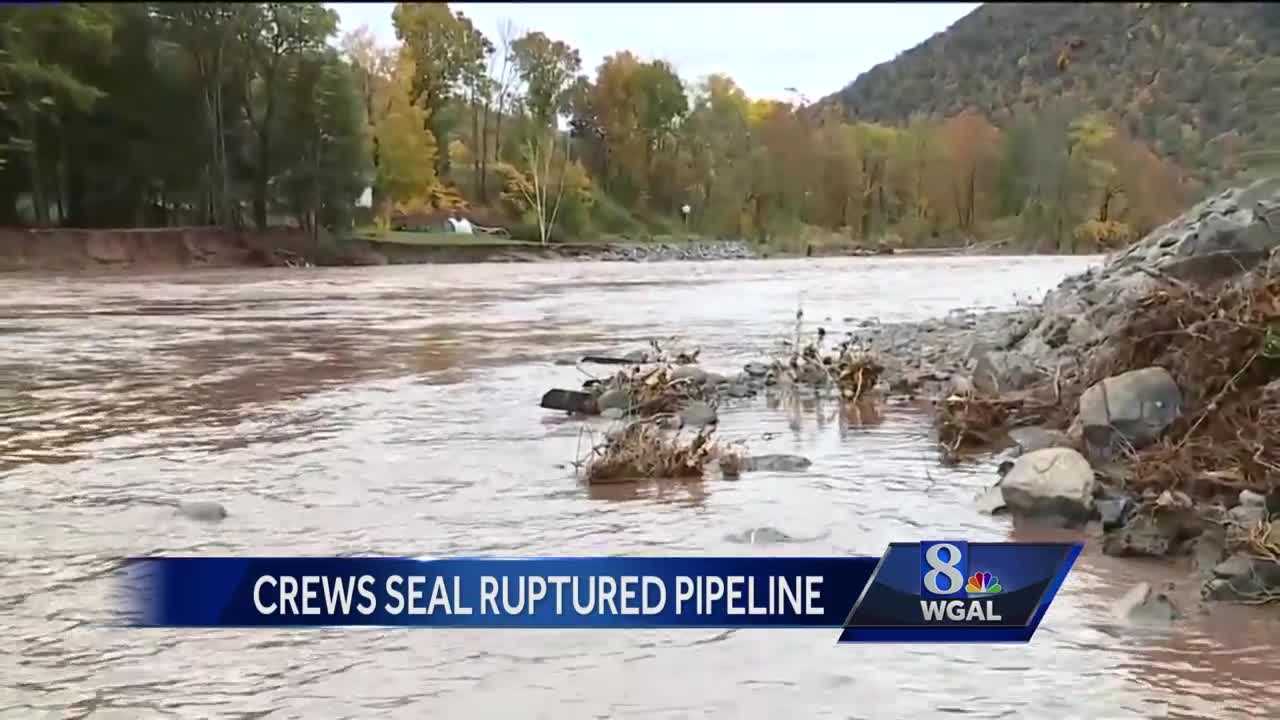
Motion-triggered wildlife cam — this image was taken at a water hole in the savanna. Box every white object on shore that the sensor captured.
[448,217,473,234]
[356,187,373,208]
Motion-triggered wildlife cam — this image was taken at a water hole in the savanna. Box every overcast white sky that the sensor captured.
[329,2,979,102]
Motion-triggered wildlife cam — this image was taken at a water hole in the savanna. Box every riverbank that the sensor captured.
[540,177,1280,617]
[854,177,1280,610]
[0,225,1079,274]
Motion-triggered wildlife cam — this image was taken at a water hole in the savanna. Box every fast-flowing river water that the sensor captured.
[3,255,1279,719]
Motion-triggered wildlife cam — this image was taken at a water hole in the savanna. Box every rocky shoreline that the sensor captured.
[859,177,1280,611]
[543,176,1280,619]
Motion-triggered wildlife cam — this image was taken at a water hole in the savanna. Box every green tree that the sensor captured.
[511,31,581,129]
[277,49,370,239]
[239,2,338,229]
[0,3,113,224]
[156,2,257,227]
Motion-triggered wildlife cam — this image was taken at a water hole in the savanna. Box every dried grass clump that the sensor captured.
[582,422,739,483]
[768,309,885,401]
[596,363,716,418]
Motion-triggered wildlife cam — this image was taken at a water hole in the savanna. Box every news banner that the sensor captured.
[122,542,1081,642]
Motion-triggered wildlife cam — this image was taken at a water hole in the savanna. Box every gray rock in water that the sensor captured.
[178,501,227,522]
[743,362,770,377]
[725,527,794,544]
[622,349,649,362]
[669,365,708,383]
[999,448,1096,527]
[744,454,812,472]
[723,383,754,398]
[1007,426,1074,456]
[1103,503,1202,558]
[596,388,631,412]
[1078,367,1182,454]
[1113,582,1178,625]
[702,372,729,386]
[679,400,718,427]
[1096,496,1133,532]
[601,407,626,420]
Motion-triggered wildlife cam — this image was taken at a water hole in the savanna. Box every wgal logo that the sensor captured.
[918,541,1003,623]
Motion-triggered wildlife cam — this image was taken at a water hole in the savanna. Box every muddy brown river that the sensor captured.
[3,256,1279,719]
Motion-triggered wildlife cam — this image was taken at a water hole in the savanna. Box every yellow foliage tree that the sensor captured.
[373,50,438,227]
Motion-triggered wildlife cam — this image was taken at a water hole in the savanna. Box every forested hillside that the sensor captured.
[823,2,1280,189]
[1,3,1245,253]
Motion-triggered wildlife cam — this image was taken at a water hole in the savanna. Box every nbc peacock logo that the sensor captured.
[965,571,1002,596]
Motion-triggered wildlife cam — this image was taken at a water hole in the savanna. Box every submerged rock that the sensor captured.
[177,501,227,523]
[678,400,718,428]
[725,527,795,544]
[999,448,1095,526]
[1113,582,1178,625]
[744,454,812,472]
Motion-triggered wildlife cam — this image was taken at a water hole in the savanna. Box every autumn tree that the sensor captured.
[371,50,438,227]
[681,74,752,234]
[391,2,488,178]
[937,110,1001,235]
[508,30,582,243]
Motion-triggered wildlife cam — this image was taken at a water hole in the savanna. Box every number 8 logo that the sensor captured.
[923,543,965,595]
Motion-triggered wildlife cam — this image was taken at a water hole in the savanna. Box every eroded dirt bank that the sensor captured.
[0,227,759,273]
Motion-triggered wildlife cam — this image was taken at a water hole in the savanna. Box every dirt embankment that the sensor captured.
[0,227,345,273]
[0,227,761,273]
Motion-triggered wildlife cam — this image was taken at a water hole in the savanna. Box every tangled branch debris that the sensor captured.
[939,250,1280,495]
[590,363,716,418]
[581,422,741,483]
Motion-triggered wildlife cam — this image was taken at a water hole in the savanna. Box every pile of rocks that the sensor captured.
[592,241,754,262]
[932,176,1280,604]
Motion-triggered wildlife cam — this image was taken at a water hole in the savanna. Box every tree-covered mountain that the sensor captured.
[820,2,1280,187]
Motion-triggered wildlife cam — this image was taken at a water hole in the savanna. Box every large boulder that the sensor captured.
[999,447,1096,526]
[1077,367,1182,454]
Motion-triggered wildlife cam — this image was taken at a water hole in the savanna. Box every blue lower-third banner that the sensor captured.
[121,542,1082,642]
